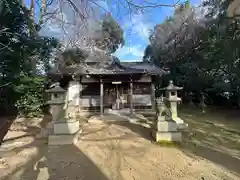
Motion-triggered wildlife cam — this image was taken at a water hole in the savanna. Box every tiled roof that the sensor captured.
[120,61,166,75]
[49,59,166,76]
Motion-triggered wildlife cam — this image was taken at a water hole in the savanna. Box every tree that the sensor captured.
[56,14,124,68]
[94,14,124,53]
[144,0,240,106]
[147,1,205,61]
[60,47,88,66]
[24,0,184,52]
[0,0,58,116]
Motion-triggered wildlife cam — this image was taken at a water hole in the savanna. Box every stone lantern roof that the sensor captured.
[45,84,66,105]
[45,85,66,93]
[164,80,183,91]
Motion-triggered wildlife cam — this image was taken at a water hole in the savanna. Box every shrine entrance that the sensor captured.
[104,82,129,110]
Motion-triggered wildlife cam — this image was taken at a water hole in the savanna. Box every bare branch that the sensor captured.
[0,42,13,52]
[0,28,9,34]
[64,0,86,20]
[88,0,109,13]
[0,28,13,52]
[37,0,184,52]
[0,82,12,88]
[125,0,181,9]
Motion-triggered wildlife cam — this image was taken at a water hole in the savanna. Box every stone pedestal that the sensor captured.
[48,119,81,145]
[152,120,182,142]
[53,119,79,134]
[152,130,182,142]
[152,96,182,142]
[48,134,79,145]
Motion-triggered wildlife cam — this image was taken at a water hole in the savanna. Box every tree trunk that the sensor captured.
[39,0,46,25]
[30,0,35,19]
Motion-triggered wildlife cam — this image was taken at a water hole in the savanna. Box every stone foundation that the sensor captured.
[53,120,79,134]
[152,130,182,142]
[152,120,182,142]
[155,120,178,132]
[48,133,80,145]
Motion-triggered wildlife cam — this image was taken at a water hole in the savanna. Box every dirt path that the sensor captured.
[0,118,240,180]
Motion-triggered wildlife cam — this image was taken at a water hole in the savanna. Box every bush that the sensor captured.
[15,75,47,117]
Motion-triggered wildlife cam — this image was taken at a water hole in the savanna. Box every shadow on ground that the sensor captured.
[1,114,52,144]
[2,142,109,180]
[102,113,154,142]
[108,121,154,141]
[178,107,240,176]
[100,109,240,176]
[0,116,16,145]
[1,114,109,180]
[2,109,240,179]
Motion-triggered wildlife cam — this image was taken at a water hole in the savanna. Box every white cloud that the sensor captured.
[124,13,152,42]
[114,45,144,61]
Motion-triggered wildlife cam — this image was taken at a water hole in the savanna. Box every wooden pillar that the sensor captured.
[75,78,80,107]
[151,81,156,111]
[79,76,82,110]
[129,78,133,115]
[100,79,104,115]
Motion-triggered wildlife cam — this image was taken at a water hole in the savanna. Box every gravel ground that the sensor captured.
[0,117,239,180]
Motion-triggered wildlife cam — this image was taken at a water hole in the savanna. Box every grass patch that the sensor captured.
[177,107,240,159]
[155,140,181,147]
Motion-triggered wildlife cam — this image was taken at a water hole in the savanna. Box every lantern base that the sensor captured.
[53,120,80,134]
[48,129,82,145]
[152,130,182,142]
[155,120,178,132]
[152,120,182,142]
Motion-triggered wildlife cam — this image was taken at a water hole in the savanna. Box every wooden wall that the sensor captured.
[67,75,153,109]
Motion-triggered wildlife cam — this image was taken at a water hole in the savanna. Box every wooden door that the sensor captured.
[104,84,117,108]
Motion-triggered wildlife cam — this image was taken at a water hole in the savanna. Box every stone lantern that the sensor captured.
[163,80,187,129]
[46,83,80,145]
[46,84,66,122]
[165,80,182,119]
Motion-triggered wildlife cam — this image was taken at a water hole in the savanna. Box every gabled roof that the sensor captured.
[121,61,166,75]
[49,58,166,77]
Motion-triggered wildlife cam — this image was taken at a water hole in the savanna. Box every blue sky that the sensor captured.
[112,0,202,61]
[25,0,201,62]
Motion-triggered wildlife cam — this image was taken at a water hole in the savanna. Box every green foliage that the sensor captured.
[61,48,88,66]
[145,0,240,106]
[101,14,125,53]
[156,140,180,147]
[14,74,47,117]
[58,15,124,66]
[0,0,57,117]
[93,14,124,53]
